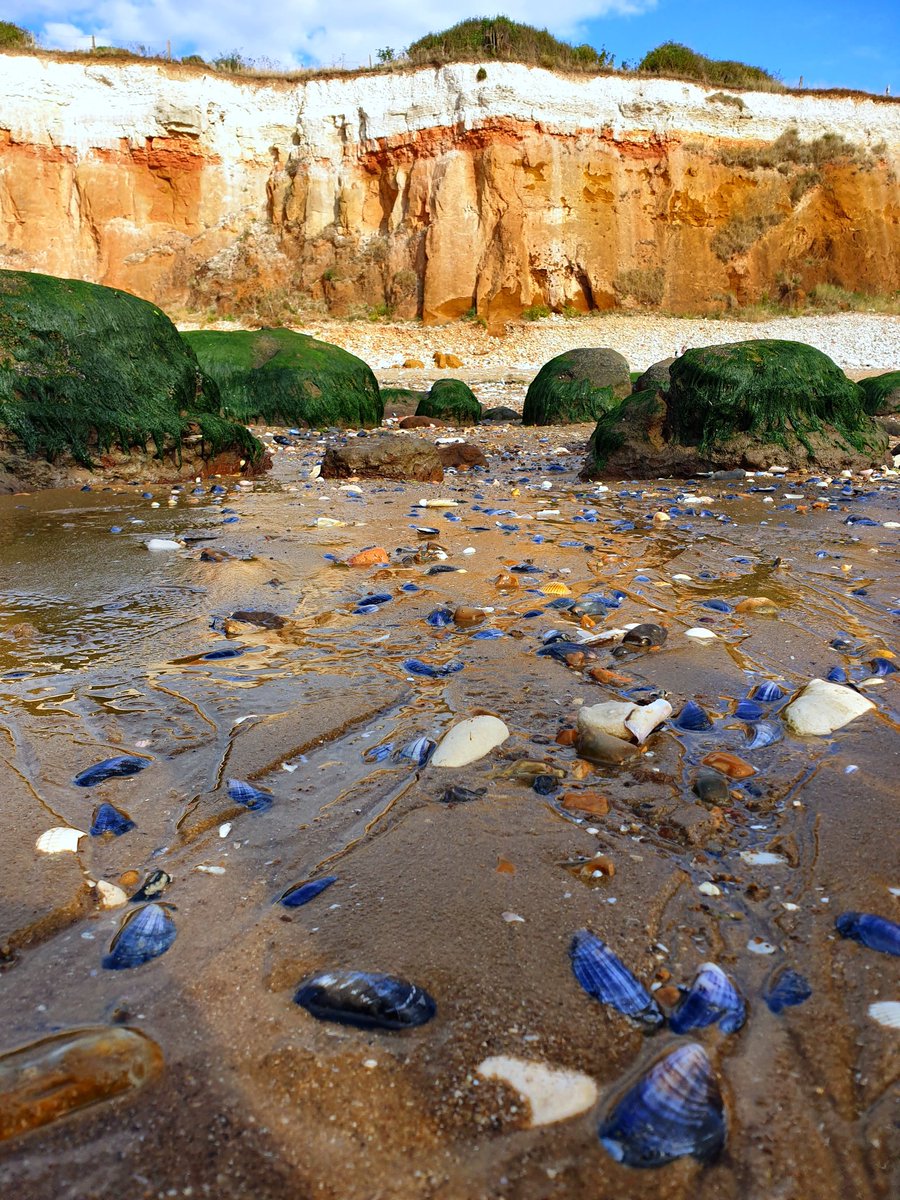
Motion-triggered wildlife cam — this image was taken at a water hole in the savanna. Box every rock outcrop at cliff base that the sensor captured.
[581,340,889,477]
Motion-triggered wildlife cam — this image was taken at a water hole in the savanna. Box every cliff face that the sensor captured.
[2,54,898,327]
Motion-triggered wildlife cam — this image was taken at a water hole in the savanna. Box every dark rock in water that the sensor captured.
[183,327,383,429]
[569,929,664,1027]
[102,904,177,970]
[89,803,135,838]
[598,1043,726,1168]
[581,341,888,478]
[633,357,675,395]
[623,623,668,648]
[764,966,812,1013]
[0,270,263,485]
[835,912,900,956]
[293,970,436,1030]
[416,379,482,426]
[523,348,631,426]
[230,610,287,630]
[438,442,488,471]
[227,779,274,812]
[74,755,150,787]
[532,773,560,795]
[440,786,487,804]
[481,405,520,422]
[130,870,171,903]
[693,768,729,804]
[669,963,746,1035]
[279,876,337,908]
[321,434,443,483]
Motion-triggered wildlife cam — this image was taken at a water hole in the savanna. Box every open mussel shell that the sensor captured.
[745,721,782,750]
[673,700,713,732]
[102,903,176,970]
[669,963,746,1035]
[74,755,150,788]
[570,930,663,1028]
[227,779,274,812]
[293,970,436,1030]
[869,656,897,676]
[764,966,812,1014]
[425,607,453,627]
[403,658,464,679]
[130,870,171,903]
[835,912,900,956]
[598,1042,726,1169]
[394,737,435,767]
[279,876,337,908]
[89,803,135,837]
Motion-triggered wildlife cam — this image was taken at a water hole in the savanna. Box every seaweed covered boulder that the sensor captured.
[0,270,262,487]
[582,340,888,478]
[633,357,676,395]
[183,328,383,429]
[415,379,482,426]
[523,348,631,425]
[858,371,900,417]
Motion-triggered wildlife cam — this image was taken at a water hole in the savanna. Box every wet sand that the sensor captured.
[0,410,898,1199]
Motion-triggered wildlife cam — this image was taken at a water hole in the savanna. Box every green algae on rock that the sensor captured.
[0,270,260,469]
[583,340,888,477]
[416,378,482,425]
[184,327,383,428]
[522,348,631,426]
[858,369,900,416]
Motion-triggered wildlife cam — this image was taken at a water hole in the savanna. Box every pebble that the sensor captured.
[684,628,718,640]
[430,716,510,767]
[783,679,876,736]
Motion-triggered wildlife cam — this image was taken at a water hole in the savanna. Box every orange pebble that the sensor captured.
[702,751,756,779]
[347,546,389,567]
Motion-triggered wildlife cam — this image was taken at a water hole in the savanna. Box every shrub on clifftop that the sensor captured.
[183,328,383,429]
[0,270,260,468]
[407,18,613,71]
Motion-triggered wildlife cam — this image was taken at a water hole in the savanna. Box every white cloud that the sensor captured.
[8,1,655,68]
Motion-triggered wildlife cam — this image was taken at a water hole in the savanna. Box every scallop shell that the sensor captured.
[868,1001,900,1028]
[598,1043,726,1168]
[542,582,572,596]
[293,970,436,1030]
[669,963,746,1035]
[102,903,177,970]
[569,930,663,1028]
[35,827,85,855]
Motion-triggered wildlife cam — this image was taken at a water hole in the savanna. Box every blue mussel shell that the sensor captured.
[74,755,150,787]
[669,963,746,1035]
[764,967,812,1014]
[102,903,177,970]
[279,876,337,908]
[598,1042,726,1169]
[89,802,135,837]
[835,912,900,956]
[294,970,436,1030]
[673,700,713,732]
[570,930,664,1028]
[227,779,274,812]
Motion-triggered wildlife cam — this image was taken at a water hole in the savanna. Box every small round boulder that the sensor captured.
[522,348,631,425]
[416,379,482,425]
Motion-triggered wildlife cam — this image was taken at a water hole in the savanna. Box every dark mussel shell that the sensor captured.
[622,623,668,648]
[571,598,608,618]
[227,779,274,812]
[538,641,595,663]
[869,657,898,676]
[130,870,171,903]
[752,682,786,704]
[669,963,746,1035]
[403,659,464,678]
[102,903,177,970]
[570,930,664,1028]
[74,755,150,788]
[440,785,487,804]
[702,599,732,613]
[745,721,782,750]
[89,802,136,837]
[425,607,454,627]
[394,737,436,766]
[674,700,713,732]
[293,970,436,1030]
[598,1043,726,1169]
[363,742,394,763]
[835,912,900,956]
[279,876,337,908]
[734,699,763,721]
[764,966,812,1014]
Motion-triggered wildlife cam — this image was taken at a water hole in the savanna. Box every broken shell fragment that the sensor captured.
[36,827,85,855]
[669,963,746,1035]
[476,1056,598,1126]
[430,716,509,767]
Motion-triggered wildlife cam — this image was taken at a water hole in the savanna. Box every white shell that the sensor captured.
[418,498,459,507]
[698,881,722,896]
[36,827,85,854]
[146,538,182,551]
[95,880,128,908]
[577,701,635,742]
[684,627,718,640]
[431,716,510,767]
[476,1056,598,1126]
[740,851,788,866]
[868,1001,900,1029]
[747,938,777,955]
[783,679,875,736]
[625,698,673,744]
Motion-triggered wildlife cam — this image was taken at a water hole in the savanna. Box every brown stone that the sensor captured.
[433,352,463,369]
[320,434,443,483]
[561,791,609,816]
[437,442,488,470]
[399,415,445,430]
[347,546,390,567]
[702,751,756,779]
[668,803,726,847]
[555,728,578,747]
[453,606,486,627]
[655,985,682,1008]
[402,358,425,369]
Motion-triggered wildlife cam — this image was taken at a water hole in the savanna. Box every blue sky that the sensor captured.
[7,1,898,94]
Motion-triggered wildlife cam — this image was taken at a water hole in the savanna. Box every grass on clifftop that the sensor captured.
[638,42,782,91]
[184,327,383,428]
[407,17,613,71]
[0,270,260,467]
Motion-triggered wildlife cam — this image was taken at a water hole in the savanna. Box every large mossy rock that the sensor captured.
[416,378,482,425]
[634,357,676,394]
[858,370,900,416]
[582,340,888,478]
[0,271,260,472]
[522,348,631,425]
[183,328,383,428]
